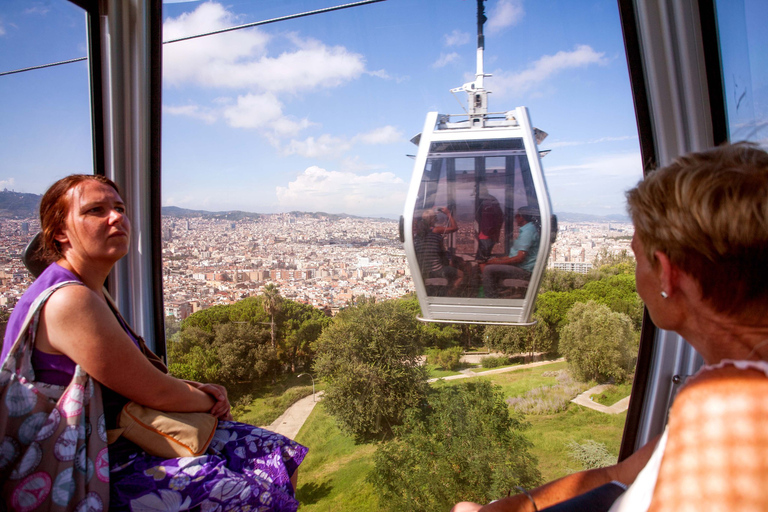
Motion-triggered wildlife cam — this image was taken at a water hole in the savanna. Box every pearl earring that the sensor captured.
[660,291,668,299]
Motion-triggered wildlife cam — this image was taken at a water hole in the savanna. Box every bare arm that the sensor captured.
[453,436,659,512]
[433,207,458,234]
[37,285,216,413]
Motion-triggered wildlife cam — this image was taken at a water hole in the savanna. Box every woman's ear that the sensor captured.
[654,250,677,297]
[54,226,69,246]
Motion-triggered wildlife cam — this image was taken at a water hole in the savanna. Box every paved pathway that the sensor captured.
[267,390,324,440]
[427,358,565,382]
[571,384,630,414]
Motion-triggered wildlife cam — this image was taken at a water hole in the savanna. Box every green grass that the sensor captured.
[294,403,380,511]
[525,406,626,482]
[425,363,464,378]
[290,359,627,510]
[591,382,633,406]
[473,362,520,372]
[235,385,314,427]
[232,373,326,427]
[455,360,570,397]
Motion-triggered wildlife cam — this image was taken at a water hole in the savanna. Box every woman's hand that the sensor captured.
[190,382,233,420]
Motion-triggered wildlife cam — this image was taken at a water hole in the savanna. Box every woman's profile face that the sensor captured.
[56,180,131,265]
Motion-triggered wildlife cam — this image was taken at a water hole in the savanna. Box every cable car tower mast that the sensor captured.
[451,0,491,127]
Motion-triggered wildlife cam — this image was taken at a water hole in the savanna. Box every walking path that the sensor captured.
[571,384,631,414]
[266,358,629,440]
[267,390,324,440]
[427,358,565,382]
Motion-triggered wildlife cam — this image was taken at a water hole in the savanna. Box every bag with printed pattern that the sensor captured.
[0,281,110,511]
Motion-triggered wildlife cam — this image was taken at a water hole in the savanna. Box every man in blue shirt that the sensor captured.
[481,206,540,298]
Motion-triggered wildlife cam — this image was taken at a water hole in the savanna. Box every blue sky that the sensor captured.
[0,0,643,218]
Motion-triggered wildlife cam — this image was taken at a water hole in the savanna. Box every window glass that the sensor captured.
[714,0,768,146]
[0,0,92,300]
[159,0,642,503]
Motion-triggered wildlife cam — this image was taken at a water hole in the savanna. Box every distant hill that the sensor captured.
[0,191,628,224]
[0,190,40,218]
[161,206,263,221]
[555,212,630,223]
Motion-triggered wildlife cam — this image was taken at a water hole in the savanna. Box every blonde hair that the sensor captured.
[626,143,768,315]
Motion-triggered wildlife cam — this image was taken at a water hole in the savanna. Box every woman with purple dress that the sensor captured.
[1,175,307,510]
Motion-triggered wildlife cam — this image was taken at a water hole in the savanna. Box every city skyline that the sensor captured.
[1,0,643,218]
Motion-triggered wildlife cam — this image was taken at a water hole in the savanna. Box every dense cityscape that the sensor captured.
[0,213,634,318]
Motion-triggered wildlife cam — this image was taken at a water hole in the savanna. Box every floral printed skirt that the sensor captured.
[108,421,308,511]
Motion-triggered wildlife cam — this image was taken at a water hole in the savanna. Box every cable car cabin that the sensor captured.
[403,107,556,325]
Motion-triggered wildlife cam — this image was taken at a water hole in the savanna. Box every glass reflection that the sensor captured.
[412,139,540,298]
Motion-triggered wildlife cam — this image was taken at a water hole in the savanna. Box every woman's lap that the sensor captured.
[109,421,308,511]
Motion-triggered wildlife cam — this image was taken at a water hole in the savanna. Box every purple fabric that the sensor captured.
[110,422,308,511]
[2,262,80,366]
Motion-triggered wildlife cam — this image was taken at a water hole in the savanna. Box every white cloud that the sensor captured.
[283,135,352,159]
[163,3,365,92]
[276,166,406,215]
[546,152,642,214]
[367,69,409,83]
[547,135,637,148]
[282,125,403,158]
[490,45,608,97]
[486,0,524,34]
[432,52,460,69]
[546,152,642,178]
[23,7,49,15]
[353,126,402,145]
[340,156,386,173]
[444,29,470,47]
[222,93,312,137]
[163,104,218,123]
[0,178,15,189]
[0,20,5,36]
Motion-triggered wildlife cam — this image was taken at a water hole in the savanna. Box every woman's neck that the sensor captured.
[679,309,768,363]
[55,258,111,293]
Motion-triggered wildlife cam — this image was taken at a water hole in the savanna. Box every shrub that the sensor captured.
[567,439,616,469]
[435,346,463,370]
[481,355,511,368]
[560,301,636,383]
[506,370,588,415]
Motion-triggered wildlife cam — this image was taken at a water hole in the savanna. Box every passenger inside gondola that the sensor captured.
[413,207,464,295]
[480,206,540,298]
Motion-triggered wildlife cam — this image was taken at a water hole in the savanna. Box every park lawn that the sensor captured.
[592,382,633,406]
[436,360,570,397]
[292,359,627,509]
[525,406,626,482]
[426,363,464,378]
[473,363,520,372]
[294,403,380,512]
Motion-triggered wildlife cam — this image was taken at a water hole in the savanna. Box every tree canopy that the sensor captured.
[371,381,541,511]
[312,299,428,441]
[559,301,637,383]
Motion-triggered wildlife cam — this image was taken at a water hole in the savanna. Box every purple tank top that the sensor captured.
[2,262,138,386]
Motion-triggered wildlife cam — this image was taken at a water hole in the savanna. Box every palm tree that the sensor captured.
[262,283,282,349]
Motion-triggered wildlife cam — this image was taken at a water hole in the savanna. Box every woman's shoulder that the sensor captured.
[672,362,768,422]
[651,362,768,511]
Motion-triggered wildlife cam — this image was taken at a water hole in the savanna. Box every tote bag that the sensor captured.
[0,281,110,511]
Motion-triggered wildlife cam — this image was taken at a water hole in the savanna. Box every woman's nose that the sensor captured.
[109,208,124,224]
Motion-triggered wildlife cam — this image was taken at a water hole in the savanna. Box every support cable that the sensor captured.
[0,0,386,77]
